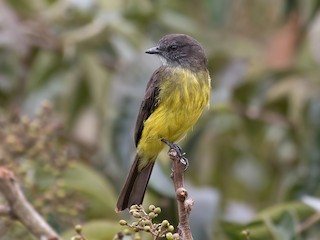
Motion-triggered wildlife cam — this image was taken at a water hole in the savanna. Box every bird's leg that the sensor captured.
[161,138,189,171]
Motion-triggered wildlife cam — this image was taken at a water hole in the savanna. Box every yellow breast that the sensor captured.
[137,67,210,169]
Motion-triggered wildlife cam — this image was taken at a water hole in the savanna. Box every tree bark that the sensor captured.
[0,167,62,240]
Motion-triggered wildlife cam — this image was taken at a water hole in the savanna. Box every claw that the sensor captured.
[180,157,189,171]
[161,138,189,171]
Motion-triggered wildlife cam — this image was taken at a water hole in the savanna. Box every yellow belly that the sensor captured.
[137,68,210,169]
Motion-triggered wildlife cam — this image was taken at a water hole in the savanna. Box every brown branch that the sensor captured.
[167,148,194,240]
[297,212,320,233]
[0,167,62,240]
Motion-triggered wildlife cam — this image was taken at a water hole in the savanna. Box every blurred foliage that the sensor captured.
[1,0,320,239]
[0,103,78,235]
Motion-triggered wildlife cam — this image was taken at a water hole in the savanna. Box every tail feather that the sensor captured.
[116,155,154,212]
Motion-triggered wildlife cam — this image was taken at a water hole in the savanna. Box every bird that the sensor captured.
[116,34,211,212]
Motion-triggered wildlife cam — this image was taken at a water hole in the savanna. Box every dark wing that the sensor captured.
[134,67,164,147]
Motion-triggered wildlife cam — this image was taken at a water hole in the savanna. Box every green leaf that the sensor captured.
[81,53,111,112]
[264,211,301,240]
[27,51,63,91]
[222,202,314,240]
[62,220,123,240]
[67,74,91,125]
[222,219,273,240]
[257,202,315,221]
[61,162,118,219]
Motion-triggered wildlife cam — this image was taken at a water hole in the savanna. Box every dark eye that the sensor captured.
[168,45,178,51]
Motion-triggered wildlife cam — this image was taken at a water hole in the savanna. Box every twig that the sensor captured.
[0,167,62,240]
[167,147,194,240]
[297,212,320,233]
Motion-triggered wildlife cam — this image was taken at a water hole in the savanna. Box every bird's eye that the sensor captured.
[168,45,178,51]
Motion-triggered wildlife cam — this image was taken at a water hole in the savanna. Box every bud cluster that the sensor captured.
[116,204,179,240]
[0,102,84,228]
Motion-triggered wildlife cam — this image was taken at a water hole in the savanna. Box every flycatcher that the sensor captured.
[116,34,211,212]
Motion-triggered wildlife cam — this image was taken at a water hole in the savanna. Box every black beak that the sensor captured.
[145,46,161,54]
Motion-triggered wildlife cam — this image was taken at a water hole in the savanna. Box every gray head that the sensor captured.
[145,34,207,71]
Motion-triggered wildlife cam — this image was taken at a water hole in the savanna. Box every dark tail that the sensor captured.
[116,154,154,212]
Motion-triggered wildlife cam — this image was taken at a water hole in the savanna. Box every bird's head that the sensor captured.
[145,34,207,70]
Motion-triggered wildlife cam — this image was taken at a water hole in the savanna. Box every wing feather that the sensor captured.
[134,67,165,146]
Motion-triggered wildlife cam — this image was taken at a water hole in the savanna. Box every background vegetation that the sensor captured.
[1,0,320,239]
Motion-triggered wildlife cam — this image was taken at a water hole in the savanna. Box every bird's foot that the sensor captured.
[161,138,189,171]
